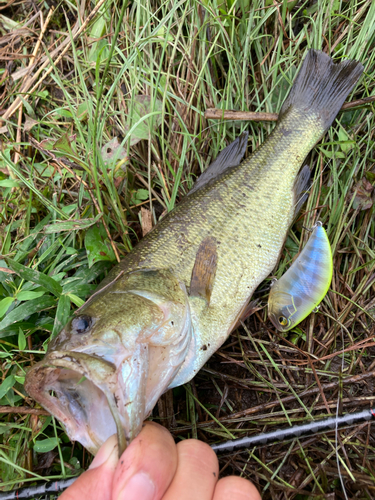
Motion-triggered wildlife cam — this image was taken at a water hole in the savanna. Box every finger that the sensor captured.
[60,435,119,500]
[214,476,262,500]
[162,439,219,500]
[112,421,178,500]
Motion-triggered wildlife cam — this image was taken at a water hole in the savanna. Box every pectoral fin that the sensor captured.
[190,237,218,303]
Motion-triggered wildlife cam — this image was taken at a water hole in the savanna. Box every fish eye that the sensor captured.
[71,315,92,334]
[278,315,288,327]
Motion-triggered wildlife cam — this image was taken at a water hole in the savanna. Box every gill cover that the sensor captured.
[268,222,333,332]
[25,269,192,455]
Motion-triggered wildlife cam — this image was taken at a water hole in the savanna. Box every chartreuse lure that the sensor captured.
[268,222,333,332]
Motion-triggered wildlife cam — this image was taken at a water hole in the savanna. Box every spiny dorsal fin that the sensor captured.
[188,131,249,195]
[190,236,218,303]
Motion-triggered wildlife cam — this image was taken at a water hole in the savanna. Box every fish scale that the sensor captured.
[25,49,364,454]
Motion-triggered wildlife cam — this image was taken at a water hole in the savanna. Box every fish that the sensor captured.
[24,50,363,455]
[268,222,333,332]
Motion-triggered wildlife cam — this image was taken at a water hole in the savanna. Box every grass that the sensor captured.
[1,0,375,497]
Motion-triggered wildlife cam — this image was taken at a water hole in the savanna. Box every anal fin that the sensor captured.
[293,165,311,218]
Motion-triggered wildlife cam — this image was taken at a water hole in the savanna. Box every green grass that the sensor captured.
[1,0,375,497]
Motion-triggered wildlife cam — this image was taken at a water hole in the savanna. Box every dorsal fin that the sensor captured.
[188,132,249,195]
[190,237,218,303]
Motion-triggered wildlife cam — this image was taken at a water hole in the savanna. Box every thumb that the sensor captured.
[60,435,119,500]
[112,422,178,500]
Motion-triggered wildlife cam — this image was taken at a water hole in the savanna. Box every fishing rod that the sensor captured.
[210,407,374,452]
[0,478,77,500]
[1,408,374,500]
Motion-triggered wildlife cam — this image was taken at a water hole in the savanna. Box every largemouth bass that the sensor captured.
[25,50,363,455]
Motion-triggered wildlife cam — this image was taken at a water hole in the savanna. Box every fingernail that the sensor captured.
[89,435,118,470]
[117,472,155,500]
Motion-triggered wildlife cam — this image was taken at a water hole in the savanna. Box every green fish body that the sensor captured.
[25,50,363,454]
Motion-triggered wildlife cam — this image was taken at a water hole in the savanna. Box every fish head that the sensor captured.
[25,269,192,455]
[268,285,303,332]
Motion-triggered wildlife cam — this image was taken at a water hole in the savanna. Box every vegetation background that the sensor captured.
[0,0,375,497]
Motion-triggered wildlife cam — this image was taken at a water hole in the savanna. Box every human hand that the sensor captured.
[60,422,261,500]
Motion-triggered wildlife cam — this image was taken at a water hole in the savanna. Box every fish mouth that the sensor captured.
[25,351,129,455]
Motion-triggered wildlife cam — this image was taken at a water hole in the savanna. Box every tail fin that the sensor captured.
[279,50,363,130]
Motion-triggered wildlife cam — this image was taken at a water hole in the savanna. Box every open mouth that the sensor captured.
[25,276,194,456]
[25,351,127,455]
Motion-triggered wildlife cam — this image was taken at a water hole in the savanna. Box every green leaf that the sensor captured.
[65,247,78,255]
[73,261,112,283]
[67,293,85,307]
[77,102,89,121]
[33,437,61,453]
[54,109,73,118]
[0,375,15,399]
[0,14,19,30]
[0,179,20,188]
[89,14,108,62]
[84,224,116,268]
[18,327,26,350]
[101,96,164,163]
[39,133,87,169]
[0,296,56,335]
[127,95,163,143]
[52,295,71,338]
[62,284,95,296]
[132,189,149,202]
[16,290,46,301]
[43,213,103,234]
[6,258,62,297]
[0,297,15,317]
[338,128,354,153]
[54,133,76,154]
[319,148,345,159]
[69,456,82,470]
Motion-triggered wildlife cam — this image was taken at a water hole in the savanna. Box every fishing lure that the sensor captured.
[268,222,333,332]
